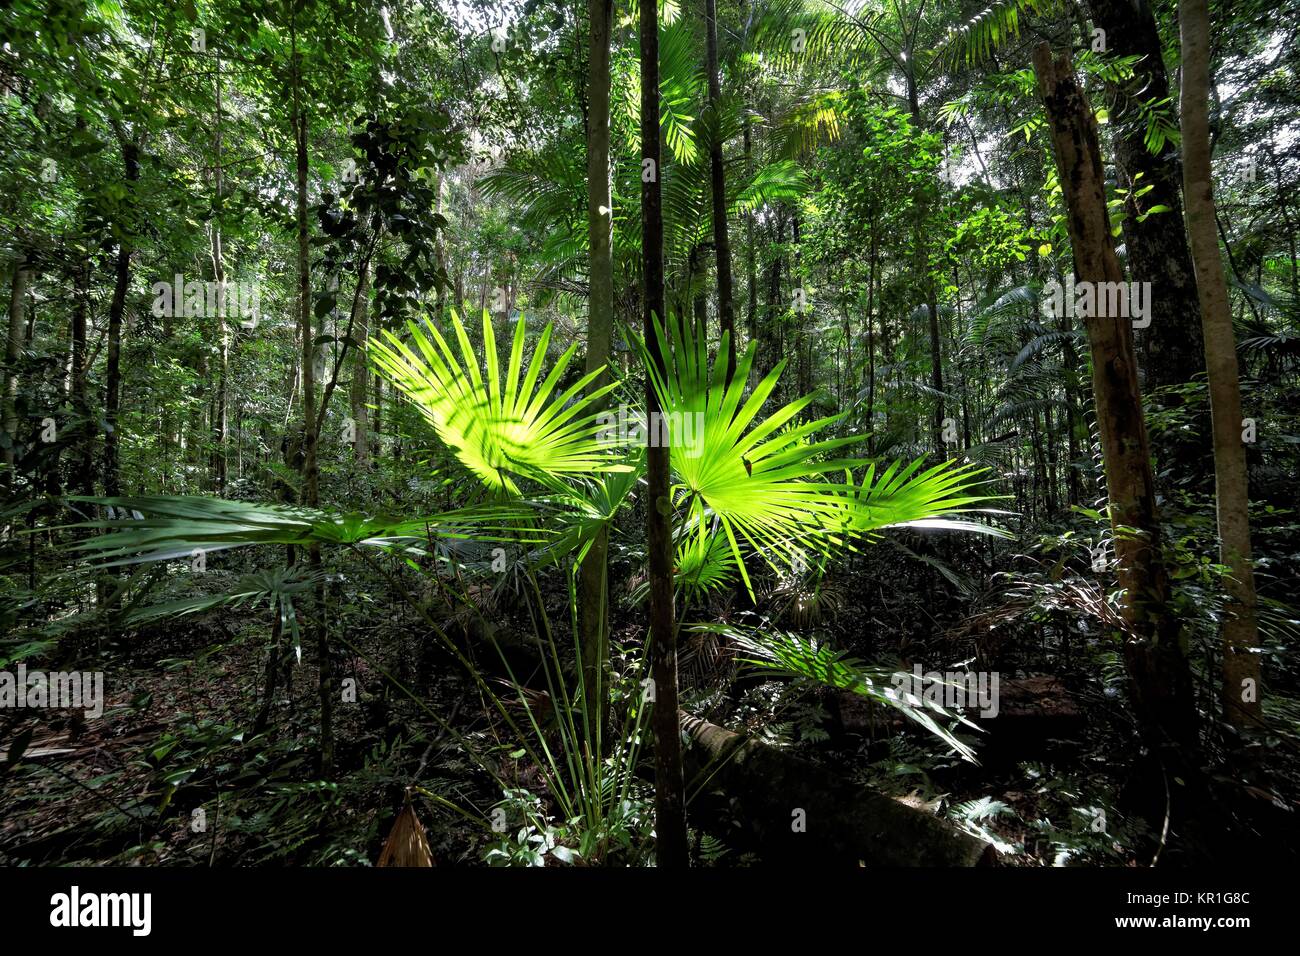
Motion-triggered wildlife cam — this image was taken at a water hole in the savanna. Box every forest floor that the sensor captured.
[3,543,1296,866]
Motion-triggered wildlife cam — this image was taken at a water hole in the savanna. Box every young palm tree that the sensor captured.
[63,296,1003,864]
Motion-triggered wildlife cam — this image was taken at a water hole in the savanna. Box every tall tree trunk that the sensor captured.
[760,212,785,381]
[71,262,93,495]
[640,0,688,868]
[705,0,736,382]
[744,119,758,364]
[791,213,809,405]
[349,265,371,468]
[291,38,332,777]
[905,70,945,454]
[211,59,230,494]
[3,257,30,481]
[372,372,383,458]
[579,0,615,744]
[1033,44,1198,759]
[865,221,878,449]
[104,141,139,499]
[1088,0,1204,393]
[1178,0,1261,727]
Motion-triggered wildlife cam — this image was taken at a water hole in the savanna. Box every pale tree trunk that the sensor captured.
[3,258,30,480]
[103,139,138,499]
[211,59,229,493]
[641,0,689,867]
[349,265,371,469]
[579,0,615,742]
[291,35,332,776]
[1033,44,1198,758]
[705,0,736,383]
[1178,0,1261,727]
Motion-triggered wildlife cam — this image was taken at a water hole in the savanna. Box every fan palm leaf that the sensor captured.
[61,495,540,567]
[634,316,1002,596]
[369,309,624,494]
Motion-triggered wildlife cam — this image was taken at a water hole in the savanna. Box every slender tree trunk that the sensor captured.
[791,213,810,405]
[3,257,30,480]
[579,0,615,743]
[761,212,785,381]
[1034,44,1198,758]
[905,70,945,454]
[1088,0,1204,393]
[291,38,332,776]
[104,141,138,499]
[866,223,877,449]
[211,60,229,493]
[744,119,758,365]
[705,0,736,382]
[71,262,93,495]
[1178,0,1261,727]
[640,0,688,868]
[373,373,383,458]
[349,265,371,468]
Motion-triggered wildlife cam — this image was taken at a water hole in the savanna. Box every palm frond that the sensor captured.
[61,495,539,567]
[728,628,981,761]
[633,315,1004,596]
[370,309,624,493]
[933,0,1058,69]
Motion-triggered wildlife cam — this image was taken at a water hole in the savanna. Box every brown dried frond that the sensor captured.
[377,790,434,867]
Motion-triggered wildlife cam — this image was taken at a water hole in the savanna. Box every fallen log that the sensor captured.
[682,713,996,866]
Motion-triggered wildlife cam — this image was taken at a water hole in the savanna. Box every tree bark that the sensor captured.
[1033,44,1198,757]
[1088,0,1204,393]
[349,265,371,469]
[1177,0,1261,727]
[211,59,229,494]
[682,713,995,865]
[579,0,615,743]
[103,140,138,499]
[291,34,332,777]
[641,0,689,868]
[3,257,30,480]
[904,70,945,454]
[705,0,736,383]
[744,119,757,359]
[71,262,93,496]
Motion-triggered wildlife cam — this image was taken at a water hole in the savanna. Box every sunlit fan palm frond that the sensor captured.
[633,316,1003,595]
[838,458,1010,539]
[370,309,623,493]
[635,315,867,594]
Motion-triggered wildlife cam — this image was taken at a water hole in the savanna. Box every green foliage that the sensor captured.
[729,627,982,761]
[635,315,1001,596]
[369,309,622,494]
[60,495,538,566]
